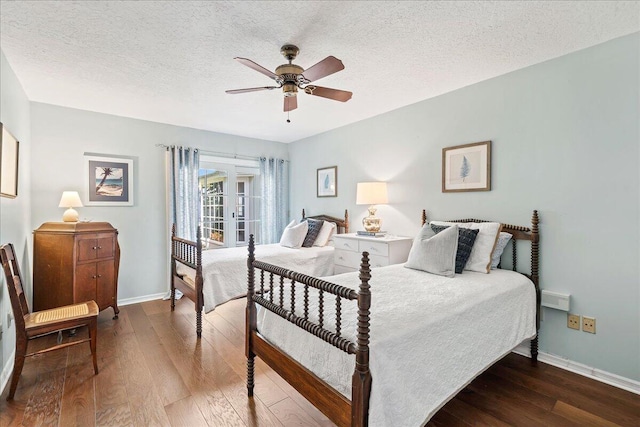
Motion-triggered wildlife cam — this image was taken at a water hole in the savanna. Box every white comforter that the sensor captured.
[176,244,335,313]
[256,264,536,427]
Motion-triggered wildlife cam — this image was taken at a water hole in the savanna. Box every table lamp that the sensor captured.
[356,182,388,232]
[59,191,83,222]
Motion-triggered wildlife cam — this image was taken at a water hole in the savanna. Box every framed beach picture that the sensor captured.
[84,154,134,206]
[0,123,19,198]
[317,166,337,197]
[442,141,491,192]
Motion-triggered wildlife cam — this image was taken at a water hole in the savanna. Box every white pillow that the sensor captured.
[404,223,458,277]
[491,232,513,269]
[313,221,337,247]
[430,221,502,273]
[280,220,309,249]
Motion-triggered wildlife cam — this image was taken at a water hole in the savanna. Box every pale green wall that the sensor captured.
[29,103,288,302]
[0,51,32,387]
[289,33,640,381]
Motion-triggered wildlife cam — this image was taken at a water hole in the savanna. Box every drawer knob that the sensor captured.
[92,275,97,279]
[98,274,102,278]
[370,247,378,252]
[345,243,352,248]
[97,246,102,249]
[92,246,97,250]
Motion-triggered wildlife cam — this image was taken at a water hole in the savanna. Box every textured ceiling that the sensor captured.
[1,1,638,143]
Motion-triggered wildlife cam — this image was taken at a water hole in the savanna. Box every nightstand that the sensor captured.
[333,233,413,274]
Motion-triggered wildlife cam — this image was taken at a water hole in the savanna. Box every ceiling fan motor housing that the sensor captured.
[276,63,306,96]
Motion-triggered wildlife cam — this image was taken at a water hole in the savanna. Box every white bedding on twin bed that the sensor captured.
[176,243,335,313]
[256,264,536,427]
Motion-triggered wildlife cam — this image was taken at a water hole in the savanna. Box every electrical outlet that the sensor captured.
[567,313,580,330]
[582,316,596,334]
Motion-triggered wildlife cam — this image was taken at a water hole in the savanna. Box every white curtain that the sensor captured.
[167,146,200,241]
[260,157,289,244]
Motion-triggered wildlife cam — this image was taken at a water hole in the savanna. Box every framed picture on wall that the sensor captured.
[317,166,337,197]
[84,154,134,206]
[0,123,19,198]
[442,141,491,192]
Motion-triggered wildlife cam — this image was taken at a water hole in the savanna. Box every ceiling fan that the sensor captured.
[225,44,352,115]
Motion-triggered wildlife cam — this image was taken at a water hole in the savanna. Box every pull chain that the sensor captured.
[287,111,291,123]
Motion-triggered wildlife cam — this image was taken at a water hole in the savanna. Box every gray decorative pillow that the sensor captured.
[301,218,323,248]
[431,225,479,274]
[491,232,513,269]
[405,224,458,277]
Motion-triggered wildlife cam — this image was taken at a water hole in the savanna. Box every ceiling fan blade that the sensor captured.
[226,86,278,94]
[234,57,278,80]
[284,96,298,112]
[304,85,352,102]
[302,56,345,82]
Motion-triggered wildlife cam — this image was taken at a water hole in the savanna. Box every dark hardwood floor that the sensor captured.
[1,297,638,426]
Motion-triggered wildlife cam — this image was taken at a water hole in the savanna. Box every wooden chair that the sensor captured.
[0,243,99,400]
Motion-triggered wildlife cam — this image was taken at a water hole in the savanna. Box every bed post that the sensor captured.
[352,252,372,427]
[246,234,256,397]
[195,225,203,338]
[345,209,350,234]
[170,224,176,312]
[302,208,306,219]
[530,210,540,364]
[421,209,427,226]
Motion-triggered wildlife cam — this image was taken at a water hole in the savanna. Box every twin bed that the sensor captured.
[245,210,540,426]
[170,209,349,336]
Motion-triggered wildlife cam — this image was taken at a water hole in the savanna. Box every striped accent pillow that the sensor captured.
[431,224,479,274]
[302,218,324,248]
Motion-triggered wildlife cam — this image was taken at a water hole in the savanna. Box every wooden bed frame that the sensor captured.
[170,209,350,337]
[246,210,540,427]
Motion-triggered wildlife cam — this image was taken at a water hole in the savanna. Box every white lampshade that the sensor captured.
[59,191,83,222]
[356,182,388,205]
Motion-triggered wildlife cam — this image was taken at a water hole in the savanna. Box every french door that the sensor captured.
[199,160,260,248]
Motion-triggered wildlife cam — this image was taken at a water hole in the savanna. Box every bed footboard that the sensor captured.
[246,234,372,427]
[170,224,204,337]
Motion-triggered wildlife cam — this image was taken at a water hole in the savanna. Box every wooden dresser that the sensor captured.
[33,222,120,318]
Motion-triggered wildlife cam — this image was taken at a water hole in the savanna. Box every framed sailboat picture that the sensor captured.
[84,154,134,206]
[442,141,491,192]
[317,166,337,197]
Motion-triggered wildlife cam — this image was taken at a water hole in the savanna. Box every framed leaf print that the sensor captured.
[317,166,337,197]
[442,141,491,192]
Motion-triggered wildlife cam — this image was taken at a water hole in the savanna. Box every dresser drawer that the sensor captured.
[334,249,362,268]
[358,240,389,257]
[369,254,390,269]
[333,238,359,252]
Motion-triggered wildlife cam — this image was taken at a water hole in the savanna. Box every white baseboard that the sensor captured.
[513,344,640,395]
[1,349,15,398]
[117,292,165,307]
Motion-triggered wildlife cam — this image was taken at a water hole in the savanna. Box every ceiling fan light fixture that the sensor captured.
[283,83,298,97]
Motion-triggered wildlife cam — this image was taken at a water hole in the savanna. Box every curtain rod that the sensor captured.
[155,143,260,161]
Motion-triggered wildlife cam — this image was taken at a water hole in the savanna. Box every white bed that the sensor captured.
[177,243,335,313]
[246,211,541,426]
[256,264,536,426]
[170,210,350,338]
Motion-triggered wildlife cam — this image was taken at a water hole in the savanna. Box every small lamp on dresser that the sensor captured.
[356,182,388,232]
[59,191,83,222]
